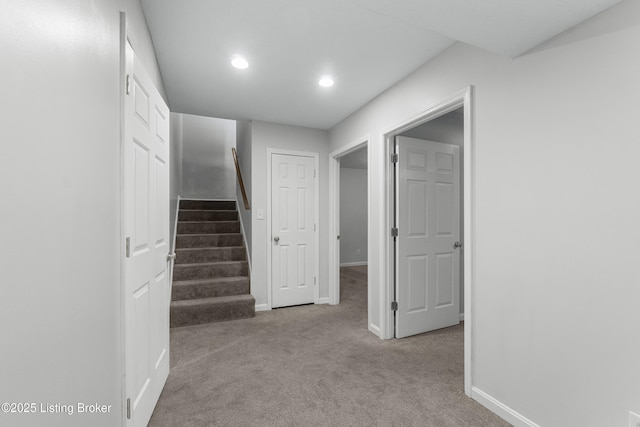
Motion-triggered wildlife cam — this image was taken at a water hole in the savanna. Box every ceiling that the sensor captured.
[141,0,622,130]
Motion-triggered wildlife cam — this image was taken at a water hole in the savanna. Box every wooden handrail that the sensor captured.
[232,148,250,210]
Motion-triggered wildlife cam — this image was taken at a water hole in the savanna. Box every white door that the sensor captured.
[395,136,460,338]
[271,153,317,308]
[123,41,170,427]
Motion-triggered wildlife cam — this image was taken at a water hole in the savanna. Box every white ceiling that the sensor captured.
[141,0,622,130]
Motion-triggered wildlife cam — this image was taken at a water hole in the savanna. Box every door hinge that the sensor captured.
[391,153,398,163]
[125,237,131,258]
[314,223,317,232]
[126,398,131,419]
[314,276,317,285]
[314,169,316,178]
[391,227,398,238]
[125,74,131,95]
[391,301,398,311]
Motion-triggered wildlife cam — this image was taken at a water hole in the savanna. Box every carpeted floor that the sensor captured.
[149,266,510,427]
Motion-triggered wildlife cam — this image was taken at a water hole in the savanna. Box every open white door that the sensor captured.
[123,40,170,426]
[395,136,460,338]
[271,153,317,308]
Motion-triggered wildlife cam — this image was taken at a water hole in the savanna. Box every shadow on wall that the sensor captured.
[178,113,237,199]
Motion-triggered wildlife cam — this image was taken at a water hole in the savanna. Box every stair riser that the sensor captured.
[172,280,250,301]
[180,200,236,210]
[176,247,246,264]
[178,210,238,221]
[176,234,243,248]
[177,222,240,234]
[173,263,249,281]
[170,299,255,327]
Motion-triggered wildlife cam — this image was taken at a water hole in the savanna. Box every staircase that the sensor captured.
[170,200,255,327]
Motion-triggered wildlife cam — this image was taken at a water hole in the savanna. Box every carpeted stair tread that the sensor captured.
[173,260,248,281]
[173,276,250,287]
[170,294,255,327]
[178,209,238,221]
[180,200,236,210]
[171,294,254,307]
[172,276,250,300]
[175,246,246,264]
[176,233,244,248]
[178,221,240,225]
[177,221,240,234]
[174,260,248,269]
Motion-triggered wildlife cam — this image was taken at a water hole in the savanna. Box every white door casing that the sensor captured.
[270,153,317,308]
[395,136,460,338]
[123,40,170,427]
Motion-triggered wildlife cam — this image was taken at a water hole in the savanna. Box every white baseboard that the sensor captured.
[471,387,540,427]
[317,297,329,305]
[340,261,368,267]
[255,303,270,312]
[368,323,381,337]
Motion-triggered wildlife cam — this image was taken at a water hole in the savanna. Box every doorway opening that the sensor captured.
[328,137,371,328]
[384,87,473,395]
[339,146,368,321]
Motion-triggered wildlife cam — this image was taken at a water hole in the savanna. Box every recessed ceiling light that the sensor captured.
[318,76,334,87]
[231,56,249,69]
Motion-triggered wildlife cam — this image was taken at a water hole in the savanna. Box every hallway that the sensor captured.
[149,267,508,426]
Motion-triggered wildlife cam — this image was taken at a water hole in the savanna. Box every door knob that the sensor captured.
[167,253,176,261]
[454,241,462,249]
[273,236,280,244]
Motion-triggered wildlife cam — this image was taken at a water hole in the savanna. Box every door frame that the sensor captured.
[383,87,474,396]
[328,136,370,306]
[266,148,320,310]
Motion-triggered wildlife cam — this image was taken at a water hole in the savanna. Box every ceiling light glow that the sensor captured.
[318,76,334,87]
[231,56,249,69]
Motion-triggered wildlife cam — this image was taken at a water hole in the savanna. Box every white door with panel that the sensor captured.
[123,41,170,427]
[395,136,460,338]
[271,153,317,308]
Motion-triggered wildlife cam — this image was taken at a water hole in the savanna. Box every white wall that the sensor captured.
[170,113,184,245]
[250,121,330,310]
[180,114,236,200]
[340,168,368,265]
[329,1,640,426]
[0,1,164,426]
[236,120,252,253]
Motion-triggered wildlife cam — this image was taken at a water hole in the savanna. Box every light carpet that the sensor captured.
[149,266,510,426]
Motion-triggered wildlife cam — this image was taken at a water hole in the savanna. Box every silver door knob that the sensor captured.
[167,253,176,261]
[454,241,462,249]
[273,236,280,244]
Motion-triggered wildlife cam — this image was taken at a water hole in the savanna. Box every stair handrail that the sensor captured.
[232,147,250,210]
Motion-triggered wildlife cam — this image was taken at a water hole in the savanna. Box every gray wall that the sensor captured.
[236,120,252,259]
[0,0,164,425]
[329,1,640,425]
[250,121,330,310]
[180,114,236,200]
[340,167,368,265]
[401,109,463,144]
